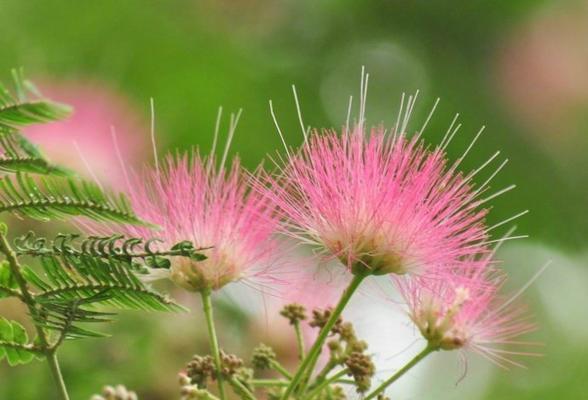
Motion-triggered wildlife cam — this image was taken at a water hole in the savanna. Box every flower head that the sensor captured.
[107,152,283,292]
[262,122,490,278]
[396,265,538,368]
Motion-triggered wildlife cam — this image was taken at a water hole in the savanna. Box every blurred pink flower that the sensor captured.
[23,80,148,189]
[495,5,588,151]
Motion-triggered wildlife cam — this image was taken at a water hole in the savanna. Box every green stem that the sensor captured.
[297,350,318,394]
[0,286,23,300]
[305,368,349,400]
[281,274,366,399]
[200,289,227,400]
[294,321,305,361]
[308,359,337,391]
[271,359,293,379]
[364,345,435,400]
[227,376,256,400]
[0,231,70,400]
[250,379,289,387]
[46,351,70,400]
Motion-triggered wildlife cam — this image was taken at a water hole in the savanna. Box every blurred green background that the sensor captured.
[0,0,587,399]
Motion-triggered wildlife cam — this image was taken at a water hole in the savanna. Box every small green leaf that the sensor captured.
[0,261,18,299]
[145,256,171,269]
[0,318,38,366]
[171,240,194,252]
[171,240,208,261]
[190,252,207,262]
[11,323,34,364]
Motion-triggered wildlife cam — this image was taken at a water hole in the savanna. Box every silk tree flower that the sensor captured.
[96,152,285,293]
[23,79,148,189]
[261,120,492,279]
[396,266,538,368]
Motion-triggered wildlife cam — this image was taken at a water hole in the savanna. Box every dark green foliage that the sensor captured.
[0,173,148,225]
[0,70,70,130]
[0,317,42,365]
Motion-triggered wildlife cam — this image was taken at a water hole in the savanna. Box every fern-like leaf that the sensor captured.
[0,173,148,225]
[21,254,184,340]
[14,232,208,265]
[0,318,42,365]
[0,130,71,176]
[34,292,115,340]
[0,70,70,129]
[32,255,184,313]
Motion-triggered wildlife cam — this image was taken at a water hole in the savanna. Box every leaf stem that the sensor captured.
[271,359,293,379]
[250,379,289,387]
[364,345,435,400]
[227,376,256,400]
[294,320,305,361]
[304,368,349,400]
[46,351,70,400]
[281,273,366,399]
[200,288,227,400]
[0,286,23,300]
[307,359,337,391]
[0,230,70,400]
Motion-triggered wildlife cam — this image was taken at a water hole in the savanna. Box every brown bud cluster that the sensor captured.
[251,343,277,370]
[280,303,307,325]
[308,306,375,394]
[220,350,244,376]
[90,385,138,400]
[345,351,375,393]
[310,308,342,330]
[185,355,215,387]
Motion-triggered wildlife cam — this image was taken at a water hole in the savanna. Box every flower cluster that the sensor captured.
[92,75,537,379]
[0,72,543,400]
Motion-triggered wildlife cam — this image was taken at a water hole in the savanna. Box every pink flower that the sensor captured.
[23,79,148,189]
[99,152,285,292]
[396,264,538,368]
[261,124,490,278]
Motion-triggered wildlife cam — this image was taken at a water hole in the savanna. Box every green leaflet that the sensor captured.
[0,70,71,130]
[21,254,185,340]
[0,260,19,299]
[0,317,41,366]
[0,173,150,225]
[0,130,72,176]
[33,255,185,313]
